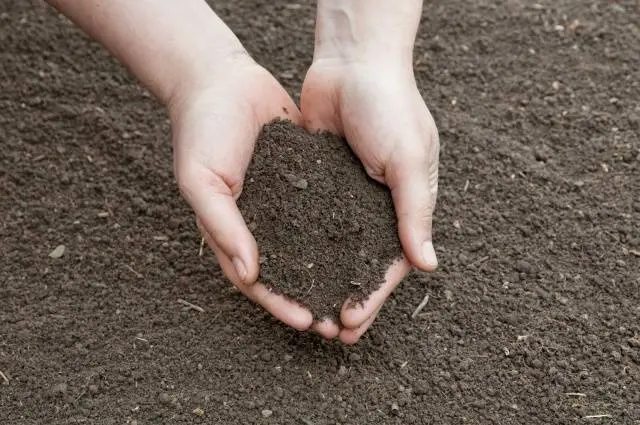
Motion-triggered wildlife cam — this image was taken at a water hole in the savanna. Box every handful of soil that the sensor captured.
[238,120,402,321]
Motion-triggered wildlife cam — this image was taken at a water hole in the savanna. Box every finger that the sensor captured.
[341,256,411,329]
[339,305,382,345]
[185,177,259,284]
[311,319,341,340]
[205,231,313,331]
[385,143,439,272]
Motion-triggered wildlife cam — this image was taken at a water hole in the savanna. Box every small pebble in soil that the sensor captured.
[533,145,552,162]
[514,260,533,274]
[469,241,485,252]
[49,244,66,259]
[459,358,473,371]
[284,173,308,190]
[159,392,171,405]
[51,382,67,397]
[444,289,454,301]
[628,337,640,348]
[338,365,348,376]
[391,402,400,415]
[471,399,487,408]
[348,353,362,362]
[261,409,273,418]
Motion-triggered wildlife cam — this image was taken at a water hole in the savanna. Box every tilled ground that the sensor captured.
[1,0,639,424]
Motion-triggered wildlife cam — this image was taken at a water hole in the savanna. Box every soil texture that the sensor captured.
[1,0,639,424]
[239,120,401,321]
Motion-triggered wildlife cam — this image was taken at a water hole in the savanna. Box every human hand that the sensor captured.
[169,55,315,331]
[48,0,318,330]
[51,0,427,340]
[301,40,439,343]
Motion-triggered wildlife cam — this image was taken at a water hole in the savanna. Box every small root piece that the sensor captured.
[177,298,205,313]
[124,264,143,279]
[411,294,430,319]
[467,256,489,268]
[305,280,315,296]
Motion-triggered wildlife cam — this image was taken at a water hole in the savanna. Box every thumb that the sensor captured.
[385,143,439,272]
[182,170,259,284]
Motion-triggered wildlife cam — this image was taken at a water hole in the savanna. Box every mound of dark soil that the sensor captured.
[239,120,402,321]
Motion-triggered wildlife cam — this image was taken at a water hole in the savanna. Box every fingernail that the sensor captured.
[422,241,438,269]
[232,257,248,282]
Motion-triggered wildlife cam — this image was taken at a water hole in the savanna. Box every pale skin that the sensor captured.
[47,0,439,344]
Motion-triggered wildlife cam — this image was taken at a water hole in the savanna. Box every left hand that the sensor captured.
[171,56,316,332]
[300,58,440,344]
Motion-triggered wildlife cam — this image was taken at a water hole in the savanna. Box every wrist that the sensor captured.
[313,0,422,66]
[166,48,257,119]
[166,45,254,105]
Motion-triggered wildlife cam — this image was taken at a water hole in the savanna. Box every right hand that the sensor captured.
[168,54,314,331]
[301,58,439,344]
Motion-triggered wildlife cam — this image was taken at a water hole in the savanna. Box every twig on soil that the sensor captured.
[630,249,640,257]
[124,264,143,279]
[565,392,587,397]
[583,414,612,419]
[198,237,205,257]
[463,180,469,193]
[0,370,9,384]
[177,298,205,313]
[305,280,315,296]
[349,281,362,286]
[467,256,489,268]
[411,294,430,319]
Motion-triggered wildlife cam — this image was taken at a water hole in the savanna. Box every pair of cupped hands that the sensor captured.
[171,52,440,344]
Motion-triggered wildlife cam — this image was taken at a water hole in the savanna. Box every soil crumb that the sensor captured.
[238,120,402,321]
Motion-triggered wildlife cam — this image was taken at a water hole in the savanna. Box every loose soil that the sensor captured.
[1,0,639,424]
[239,121,401,321]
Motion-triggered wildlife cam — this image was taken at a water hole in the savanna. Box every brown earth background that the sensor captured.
[1,0,639,424]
